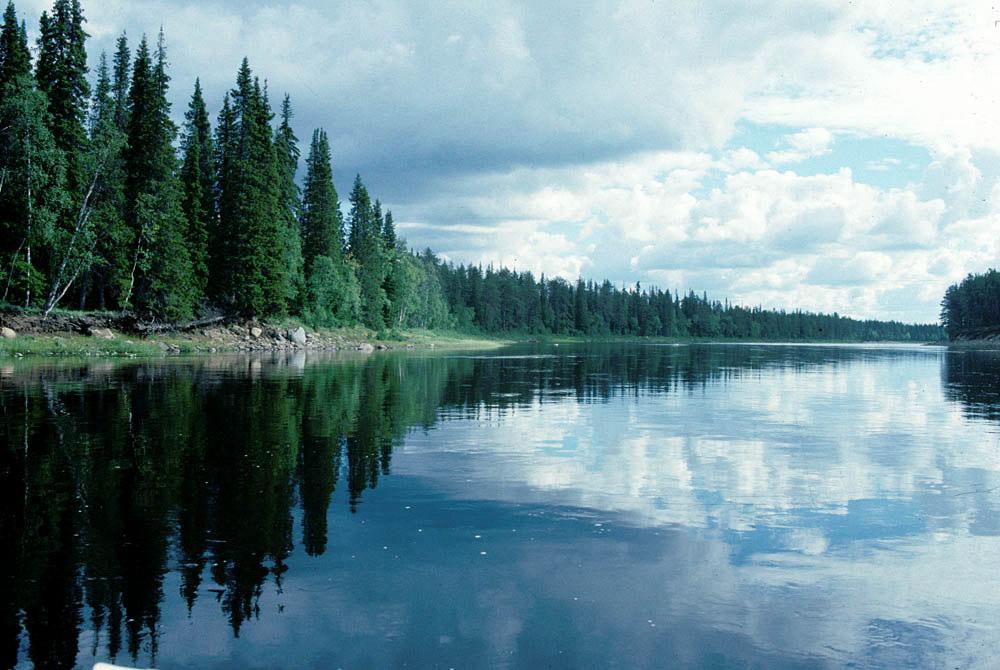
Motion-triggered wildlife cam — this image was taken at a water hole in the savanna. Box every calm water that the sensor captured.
[3,343,1000,669]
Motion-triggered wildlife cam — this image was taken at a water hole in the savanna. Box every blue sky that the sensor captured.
[19,0,1000,322]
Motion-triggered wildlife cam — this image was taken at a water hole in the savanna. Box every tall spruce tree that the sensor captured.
[300,128,343,268]
[179,78,213,301]
[348,175,388,329]
[381,209,403,327]
[111,32,130,131]
[35,0,90,192]
[214,59,287,316]
[274,94,305,311]
[121,32,195,319]
[209,91,236,302]
[0,2,30,90]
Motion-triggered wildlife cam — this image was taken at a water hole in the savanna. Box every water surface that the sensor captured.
[3,343,1000,668]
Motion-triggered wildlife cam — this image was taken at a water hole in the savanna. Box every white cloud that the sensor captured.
[766,127,834,164]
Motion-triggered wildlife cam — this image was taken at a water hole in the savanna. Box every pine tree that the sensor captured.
[274,94,305,311]
[214,58,287,316]
[179,78,213,301]
[347,174,369,257]
[35,0,90,192]
[209,92,236,301]
[121,32,194,318]
[87,49,130,310]
[0,2,30,90]
[300,128,343,268]
[348,177,388,329]
[382,210,396,248]
[111,32,130,131]
[381,209,402,327]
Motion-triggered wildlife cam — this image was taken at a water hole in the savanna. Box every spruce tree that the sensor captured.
[209,92,236,302]
[180,78,213,300]
[381,209,402,327]
[87,50,130,310]
[300,128,343,268]
[382,210,396,248]
[35,0,90,191]
[121,32,194,318]
[214,59,287,316]
[111,32,130,131]
[347,174,369,257]
[0,2,30,90]
[348,176,388,329]
[274,94,305,311]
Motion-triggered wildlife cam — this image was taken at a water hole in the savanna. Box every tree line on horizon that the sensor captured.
[0,0,942,341]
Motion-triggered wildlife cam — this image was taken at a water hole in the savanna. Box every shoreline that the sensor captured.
[0,327,948,359]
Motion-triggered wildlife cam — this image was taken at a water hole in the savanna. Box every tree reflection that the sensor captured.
[943,348,1000,422]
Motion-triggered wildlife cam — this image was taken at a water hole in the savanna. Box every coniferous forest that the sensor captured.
[940,269,1000,340]
[0,0,943,342]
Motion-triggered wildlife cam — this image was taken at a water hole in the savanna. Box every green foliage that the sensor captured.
[348,176,388,329]
[303,254,361,327]
[121,32,196,318]
[0,1,31,89]
[435,263,944,341]
[35,0,89,191]
[179,78,213,301]
[940,269,1000,340]
[300,128,343,268]
[389,252,452,330]
[213,59,289,317]
[0,73,69,306]
[274,94,305,311]
[132,184,196,320]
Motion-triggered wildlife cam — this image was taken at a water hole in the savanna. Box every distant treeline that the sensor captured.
[0,0,940,341]
[433,263,944,341]
[941,269,1000,340]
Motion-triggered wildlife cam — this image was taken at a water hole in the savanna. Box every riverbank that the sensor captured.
[0,310,945,358]
[0,316,508,358]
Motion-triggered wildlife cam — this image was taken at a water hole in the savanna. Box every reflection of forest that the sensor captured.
[943,349,1000,422]
[0,344,948,668]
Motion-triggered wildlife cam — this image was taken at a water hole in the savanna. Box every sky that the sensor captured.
[18,0,1000,322]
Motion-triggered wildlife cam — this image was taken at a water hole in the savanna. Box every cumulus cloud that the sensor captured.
[766,128,834,164]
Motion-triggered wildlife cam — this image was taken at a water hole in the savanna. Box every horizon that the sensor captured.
[14,0,998,323]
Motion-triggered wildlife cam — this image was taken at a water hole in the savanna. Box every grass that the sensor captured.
[0,327,509,359]
[0,334,173,357]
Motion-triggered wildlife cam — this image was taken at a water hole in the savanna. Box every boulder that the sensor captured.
[288,327,307,345]
[356,343,375,353]
[88,327,116,340]
[376,343,389,351]
[250,327,263,339]
[0,327,16,339]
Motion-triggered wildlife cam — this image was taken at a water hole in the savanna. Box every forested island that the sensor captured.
[0,0,943,344]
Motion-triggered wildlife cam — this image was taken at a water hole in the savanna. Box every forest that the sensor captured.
[940,269,1000,340]
[0,0,942,342]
